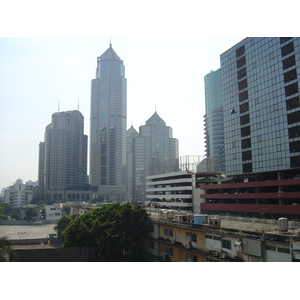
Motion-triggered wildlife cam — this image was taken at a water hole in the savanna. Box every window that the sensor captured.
[237,68,247,80]
[236,45,245,58]
[291,156,300,168]
[240,102,249,114]
[285,82,298,97]
[286,96,300,110]
[289,126,300,138]
[282,55,296,70]
[281,42,294,57]
[150,225,154,232]
[163,228,173,237]
[222,239,231,250]
[289,141,300,153]
[241,126,251,137]
[242,138,251,149]
[243,163,253,173]
[266,245,276,251]
[242,150,252,161]
[287,111,300,124]
[164,246,173,255]
[278,247,290,254]
[148,240,154,249]
[280,37,292,44]
[284,69,297,83]
[237,56,246,69]
[238,79,248,91]
[186,232,197,242]
[239,91,248,102]
[240,114,250,125]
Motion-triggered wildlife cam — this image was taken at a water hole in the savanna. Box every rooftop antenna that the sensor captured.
[58,102,60,112]
[155,104,157,113]
[77,99,80,111]
[110,37,112,47]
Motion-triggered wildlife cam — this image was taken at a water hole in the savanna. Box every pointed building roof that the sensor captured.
[127,125,139,136]
[146,111,166,125]
[99,43,122,61]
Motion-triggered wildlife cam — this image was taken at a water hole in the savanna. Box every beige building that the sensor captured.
[140,209,300,262]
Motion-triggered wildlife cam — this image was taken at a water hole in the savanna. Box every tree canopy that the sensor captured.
[53,215,73,238]
[63,203,150,259]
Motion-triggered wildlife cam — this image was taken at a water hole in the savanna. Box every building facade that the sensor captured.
[127,112,179,202]
[140,210,300,262]
[200,37,300,219]
[146,170,219,212]
[39,110,88,201]
[4,179,34,208]
[90,43,127,202]
[221,37,300,176]
[204,69,225,172]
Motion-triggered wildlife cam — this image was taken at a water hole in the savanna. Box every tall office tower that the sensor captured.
[126,125,139,202]
[38,141,45,186]
[220,37,300,177]
[127,111,179,202]
[200,38,300,219]
[39,110,88,201]
[204,69,225,172]
[90,43,127,202]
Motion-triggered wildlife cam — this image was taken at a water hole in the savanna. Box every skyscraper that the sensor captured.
[90,43,127,202]
[204,69,225,172]
[220,37,300,176]
[127,112,179,202]
[200,37,300,218]
[39,110,88,201]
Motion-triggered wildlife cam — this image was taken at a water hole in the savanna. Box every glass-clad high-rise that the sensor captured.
[90,43,127,202]
[204,69,225,172]
[127,112,179,202]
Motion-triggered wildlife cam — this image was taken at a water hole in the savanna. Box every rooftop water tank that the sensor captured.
[278,217,288,232]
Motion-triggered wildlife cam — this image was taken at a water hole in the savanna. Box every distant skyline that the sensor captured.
[0,37,245,189]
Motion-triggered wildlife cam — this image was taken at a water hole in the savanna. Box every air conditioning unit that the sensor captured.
[185,243,191,249]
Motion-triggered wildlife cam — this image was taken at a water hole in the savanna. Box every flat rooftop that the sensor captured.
[0,223,56,240]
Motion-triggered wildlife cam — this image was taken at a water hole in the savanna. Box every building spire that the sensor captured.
[110,37,112,48]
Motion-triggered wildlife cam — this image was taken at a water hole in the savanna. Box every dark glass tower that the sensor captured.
[90,43,127,202]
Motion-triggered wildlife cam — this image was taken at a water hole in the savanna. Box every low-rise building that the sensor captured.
[140,209,300,262]
[4,179,35,208]
[146,171,220,213]
[45,203,63,221]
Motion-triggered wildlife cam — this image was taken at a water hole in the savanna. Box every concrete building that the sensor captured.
[201,37,300,219]
[45,203,63,221]
[127,112,179,202]
[39,110,89,201]
[204,69,225,172]
[89,43,127,202]
[146,170,220,213]
[4,179,34,208]
[140,210,300,262]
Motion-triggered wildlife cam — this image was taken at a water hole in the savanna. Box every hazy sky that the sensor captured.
[0,37,246,189]
[0,1,297,190]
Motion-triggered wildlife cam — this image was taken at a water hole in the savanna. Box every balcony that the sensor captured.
[200,203,300,215]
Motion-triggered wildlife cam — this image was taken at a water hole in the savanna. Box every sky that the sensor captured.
[0,37,245,189]
[0,0,298,191]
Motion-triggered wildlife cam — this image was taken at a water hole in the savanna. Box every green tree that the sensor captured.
[0,236,16,262]
[63,203,150,259]
[53,215,73,238]
[24,208,37,223]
